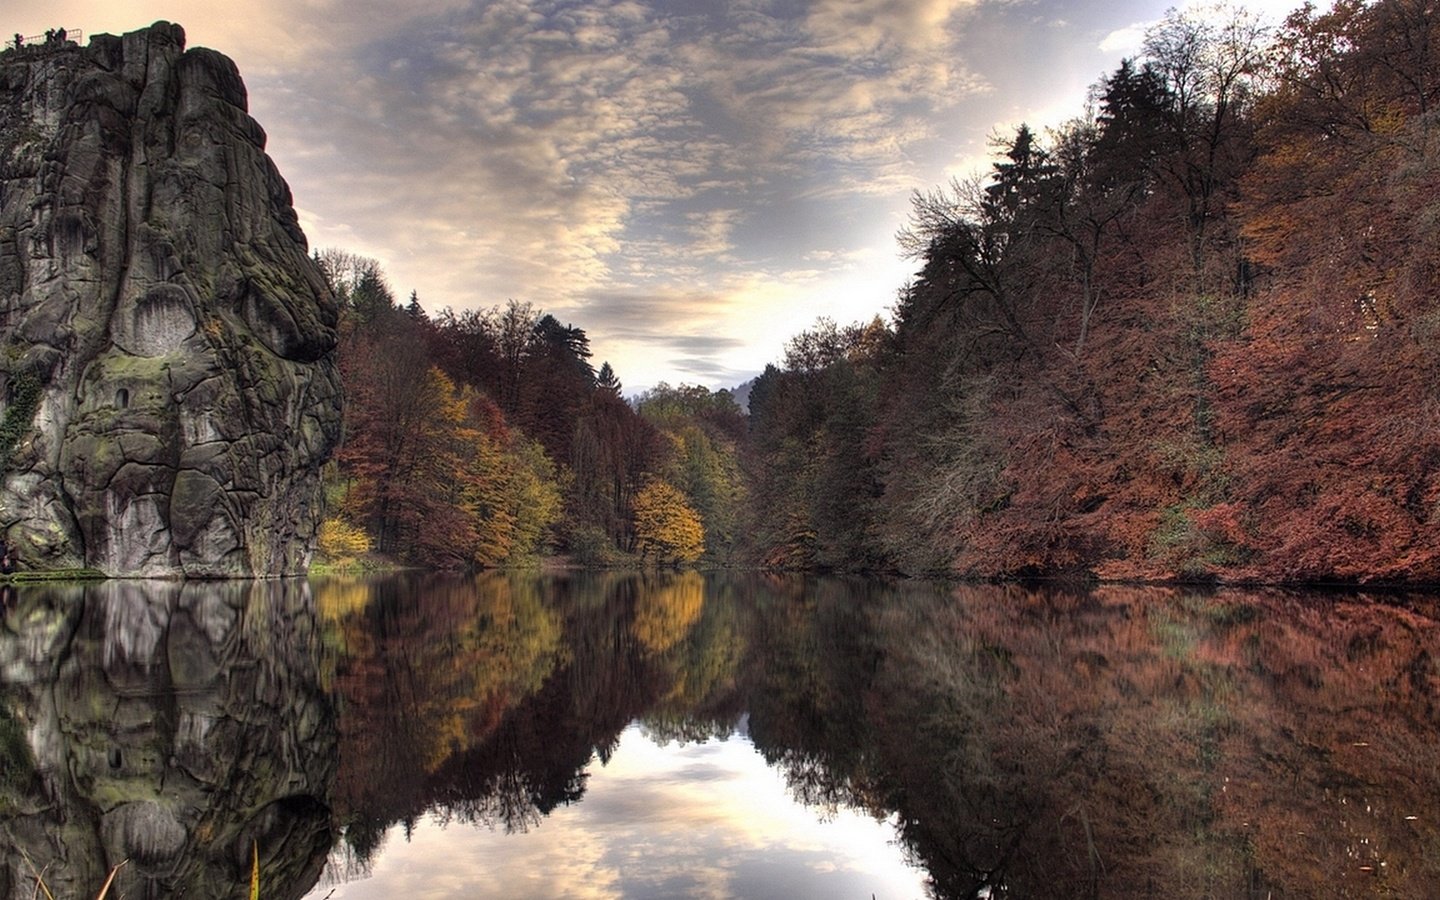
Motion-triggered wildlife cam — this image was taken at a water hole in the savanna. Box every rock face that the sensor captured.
[0,23,341,577]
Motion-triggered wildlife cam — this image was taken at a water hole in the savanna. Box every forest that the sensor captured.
[319,0,1440,584]
[316,256,744,571]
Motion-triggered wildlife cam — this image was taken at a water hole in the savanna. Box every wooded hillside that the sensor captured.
[744,0,1440,583]
[324,0,1440,584]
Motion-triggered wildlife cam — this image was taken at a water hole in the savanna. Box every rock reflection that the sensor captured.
[0,580,336,900]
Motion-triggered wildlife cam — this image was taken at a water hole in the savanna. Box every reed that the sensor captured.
[24,856,126,900]
[20,841,259,897]
[94,861,125,899]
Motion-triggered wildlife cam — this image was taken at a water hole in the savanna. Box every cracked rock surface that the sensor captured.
[0,22,341,576]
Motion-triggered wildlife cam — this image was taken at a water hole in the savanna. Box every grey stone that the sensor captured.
[0,23,341,577]
[99,801,190,867]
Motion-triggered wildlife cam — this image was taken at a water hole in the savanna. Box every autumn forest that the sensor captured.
[319,0,1440,584]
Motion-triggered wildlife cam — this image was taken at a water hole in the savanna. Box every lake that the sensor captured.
[0,573,1436,898]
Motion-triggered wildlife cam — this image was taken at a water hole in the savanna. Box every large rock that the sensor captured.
[0,23,341,577]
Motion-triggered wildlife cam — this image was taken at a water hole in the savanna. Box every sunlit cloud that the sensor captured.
[10,0,1295,389]
[802,0,978,57]
[1099,22,1149,55]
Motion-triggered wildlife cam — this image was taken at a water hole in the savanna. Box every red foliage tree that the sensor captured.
[1201,0,1440,582]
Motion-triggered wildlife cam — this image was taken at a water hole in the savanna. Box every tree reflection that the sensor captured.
[741,583,1440,898]
[320,570,746,852]
[311,573,1440,898]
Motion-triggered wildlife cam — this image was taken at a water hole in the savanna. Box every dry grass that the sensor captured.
[20,842,261,897]
[22,853,126,900]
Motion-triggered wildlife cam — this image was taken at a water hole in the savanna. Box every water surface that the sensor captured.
[0,574,1436,898]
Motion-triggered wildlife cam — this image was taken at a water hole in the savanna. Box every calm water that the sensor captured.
[1,574,1437,899]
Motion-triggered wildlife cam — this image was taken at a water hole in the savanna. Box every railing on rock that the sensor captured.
[7,28,83,53]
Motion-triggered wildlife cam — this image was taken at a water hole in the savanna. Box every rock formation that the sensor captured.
[0,22,341,577]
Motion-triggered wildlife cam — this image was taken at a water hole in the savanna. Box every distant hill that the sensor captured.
[726,378,755,414]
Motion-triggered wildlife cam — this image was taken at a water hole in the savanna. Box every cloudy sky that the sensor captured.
[14,0,1306,390]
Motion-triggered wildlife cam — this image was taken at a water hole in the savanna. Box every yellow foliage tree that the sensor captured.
[632,479,704,565]
[317,517,372,564]
[632,571,704,653]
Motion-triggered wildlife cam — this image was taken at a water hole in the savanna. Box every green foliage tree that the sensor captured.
[745,319,889,571]
[635,383,748,564]
[595,361,622,396]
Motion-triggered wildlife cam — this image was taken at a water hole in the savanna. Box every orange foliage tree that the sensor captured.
[337,305,562,567]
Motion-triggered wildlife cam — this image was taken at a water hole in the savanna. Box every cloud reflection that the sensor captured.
[307,723,925,899]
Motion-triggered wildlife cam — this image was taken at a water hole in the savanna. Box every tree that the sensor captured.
[494,299,539,415]
[635,385,749,564]
[336,312,446,554]
[596,362,622,397]
[429,306,503,398]
[1203,0,1440,582]
[744,321,889,571]
[1141,3,1268,282]
[632,479,705,566]
[570,390,666,557]
[315,249,397,324]
[1091,58,1174,194]
[516,314,595,463]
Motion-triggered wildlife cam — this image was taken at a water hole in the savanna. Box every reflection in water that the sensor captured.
[844,583,1440,898]
[313,574,1440,899]
[2,574,1438,898]
[321,721,926,899]
[0,580,337,899]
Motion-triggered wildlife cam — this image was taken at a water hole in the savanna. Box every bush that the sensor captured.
[318,517,371,562]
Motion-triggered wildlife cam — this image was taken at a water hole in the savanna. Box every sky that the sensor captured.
[11,0,1308,391]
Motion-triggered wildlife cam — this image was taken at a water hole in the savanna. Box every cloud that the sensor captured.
[662,335,748,354]
[1098,21,1148,55]
[26,0,1203,388]
[254,0,991,328]
[263,0,709,303]
[801,0,978,59]
[688,1,988,196]
[685,208,743,258]
[661,357,757,386]
[566,273,839,388]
